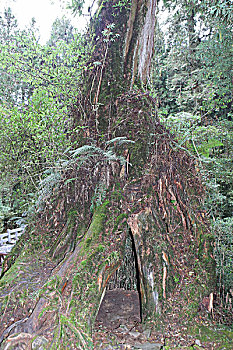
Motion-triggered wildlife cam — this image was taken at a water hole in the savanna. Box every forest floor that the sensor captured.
[93,289,233,350]
[0,257,232,350]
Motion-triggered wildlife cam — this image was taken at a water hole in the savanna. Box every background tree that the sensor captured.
[48,17,75,46]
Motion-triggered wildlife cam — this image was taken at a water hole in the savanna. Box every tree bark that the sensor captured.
[0,1,216,349]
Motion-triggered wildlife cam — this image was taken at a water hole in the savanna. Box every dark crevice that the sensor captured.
[106,228,142,322]
[128,228,142,322]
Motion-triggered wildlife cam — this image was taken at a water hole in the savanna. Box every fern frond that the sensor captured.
[37,172,62,208]
[102,150,125,165]
[70,145,102,158]
[70,144,126,164]
[105,137,135,146]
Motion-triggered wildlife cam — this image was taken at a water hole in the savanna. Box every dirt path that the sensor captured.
[93,289,163,349]
[93,288,233,350]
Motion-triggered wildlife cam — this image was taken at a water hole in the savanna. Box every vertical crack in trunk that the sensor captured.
[124,0,158,86]
[137,0,157,84]
[129,228,142,321]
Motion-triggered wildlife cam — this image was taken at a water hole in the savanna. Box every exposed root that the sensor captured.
[0,317,28,346]
[4,332,33,350]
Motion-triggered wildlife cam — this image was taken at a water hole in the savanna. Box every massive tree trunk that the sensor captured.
[0,1,216,348]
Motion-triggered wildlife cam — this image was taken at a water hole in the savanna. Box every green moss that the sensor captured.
[85,237,92,248]
[112,213,128,232]
[97,243,105,252]
[189,325,233,348]
[111,189,124,201]
[80,200,109,252]
[81,259,87,267]
[68,209,78,218]
[61,200,114,339]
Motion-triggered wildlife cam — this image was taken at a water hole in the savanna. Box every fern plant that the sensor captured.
[36,137,134,211]
[36,170,62,210]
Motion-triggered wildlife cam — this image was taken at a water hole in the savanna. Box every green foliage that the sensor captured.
[160,111,233,221]
[0,7,90,218]
[200,0,233,23]
[163,0,233,23]
[161,112,224,157]
[66,0,86,16]
[152,1,233,119]
[47,17,75,46]
[105,136,135,147]
[213,218,233,294]
[113,0,132,12]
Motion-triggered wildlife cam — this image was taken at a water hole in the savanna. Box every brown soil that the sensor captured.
[95,289,141,328]
[93,289,162,349]
[93,288,233,350]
